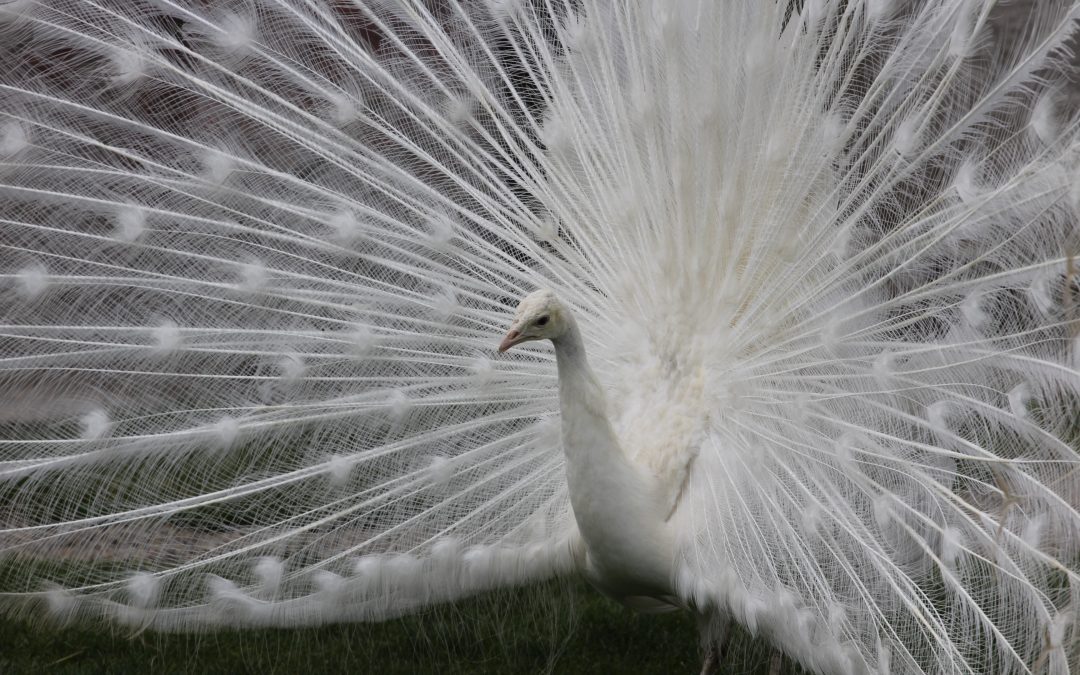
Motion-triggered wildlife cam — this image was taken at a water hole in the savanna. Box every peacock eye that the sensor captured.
[536,315,549,326]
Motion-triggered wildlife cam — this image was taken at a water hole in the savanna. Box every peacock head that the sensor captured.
[498,289,567,352]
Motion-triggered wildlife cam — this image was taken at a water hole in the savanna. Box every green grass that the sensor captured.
[0,579,800,674]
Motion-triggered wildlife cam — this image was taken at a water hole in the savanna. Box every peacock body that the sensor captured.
[1,1,1079,673]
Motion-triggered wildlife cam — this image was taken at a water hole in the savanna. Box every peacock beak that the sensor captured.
[498,329,524,353]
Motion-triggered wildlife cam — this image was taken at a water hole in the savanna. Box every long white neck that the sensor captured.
[552,319,617,451]
[551,318,673,597]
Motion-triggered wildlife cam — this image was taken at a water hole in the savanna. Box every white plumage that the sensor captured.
[1,1,1079,673]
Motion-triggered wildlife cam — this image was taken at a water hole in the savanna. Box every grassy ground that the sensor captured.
[0,579,801,674]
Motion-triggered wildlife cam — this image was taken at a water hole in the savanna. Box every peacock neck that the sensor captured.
[551,318,614,451]
[551,316,674,597]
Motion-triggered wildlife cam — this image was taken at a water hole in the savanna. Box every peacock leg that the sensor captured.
[768,650,783,675]
[698,614,731,675]
[700,644,721,675]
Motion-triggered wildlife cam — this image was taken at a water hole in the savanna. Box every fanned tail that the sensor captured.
[1,2,1079,673]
